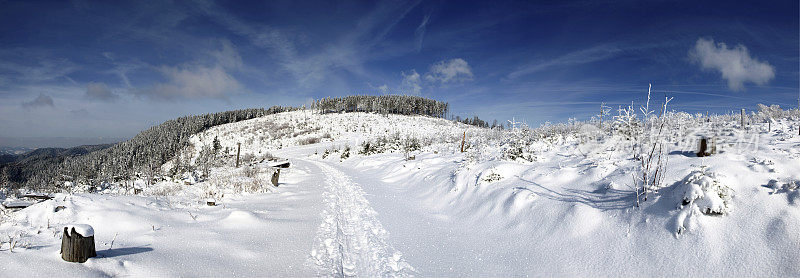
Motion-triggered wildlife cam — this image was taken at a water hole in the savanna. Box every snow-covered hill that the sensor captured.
[1,109,799,276]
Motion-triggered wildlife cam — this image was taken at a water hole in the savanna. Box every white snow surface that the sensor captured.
[1,110,799,276]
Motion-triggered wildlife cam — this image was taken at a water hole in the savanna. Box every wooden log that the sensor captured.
[61,225,96,263]
[22,193,52,200]
[2,201,33,209]
[267,160,291,168]
[271,168,280,187]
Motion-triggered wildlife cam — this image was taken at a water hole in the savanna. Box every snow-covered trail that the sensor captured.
[306,159,414,277]
[318,159,538,276]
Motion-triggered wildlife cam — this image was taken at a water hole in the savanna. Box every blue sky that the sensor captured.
[0,0,798,145]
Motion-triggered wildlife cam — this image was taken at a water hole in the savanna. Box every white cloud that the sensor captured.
[397,58,474,95]
[85,82,118,101]
[140,42,245,100]
[144,65,241,100]
[689,37,775,91]
[401,69,422,95]
[425,58,473,83]
[22,93,55,109]
[377,84,390,93]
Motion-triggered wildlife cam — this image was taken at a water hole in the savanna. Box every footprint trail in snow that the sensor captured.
[308,159,414,277]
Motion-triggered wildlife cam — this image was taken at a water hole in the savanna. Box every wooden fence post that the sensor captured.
[235,143,241,168]
[271,168,280,186]
[460,131,466,153]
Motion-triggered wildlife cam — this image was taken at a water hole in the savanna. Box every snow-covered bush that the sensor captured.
[499,120,536,162]
[298,136,321,145]
[679,168,733,215]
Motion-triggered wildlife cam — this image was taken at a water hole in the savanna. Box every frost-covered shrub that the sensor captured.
[298,137,321,145]
[147,182,184,196]
[340,146,350,160]
[240,153,255,164]
[242,166,258,178]
[679,168,733,215]
[499,120,536,162]
[756,104,788,121]
[358,134,404,155]
[481,171,502,183]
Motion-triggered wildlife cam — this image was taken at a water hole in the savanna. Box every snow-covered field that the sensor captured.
[2,110,799,276]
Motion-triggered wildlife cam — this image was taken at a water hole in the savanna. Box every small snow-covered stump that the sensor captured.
[271,168,280,187]
[61,224,96,263]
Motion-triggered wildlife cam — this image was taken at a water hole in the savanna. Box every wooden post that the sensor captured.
[271,168,280,186]
[460,131,466,153]
[741,108,745,128]
[61,225,96,263]
[235,143,241,168]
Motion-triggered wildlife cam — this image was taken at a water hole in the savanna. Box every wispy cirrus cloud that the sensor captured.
[689,37,775,91]
[507,44,623,79]
[0,49,80,84]
[196,0,423,92]
[414,13,431,52]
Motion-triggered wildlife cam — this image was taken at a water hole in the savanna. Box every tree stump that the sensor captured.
[697,137,715,157]
[271,168,280,187]
[61,225,96,263]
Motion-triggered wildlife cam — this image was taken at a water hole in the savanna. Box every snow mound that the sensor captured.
[222,210,261,227]
[64,224,94,237]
